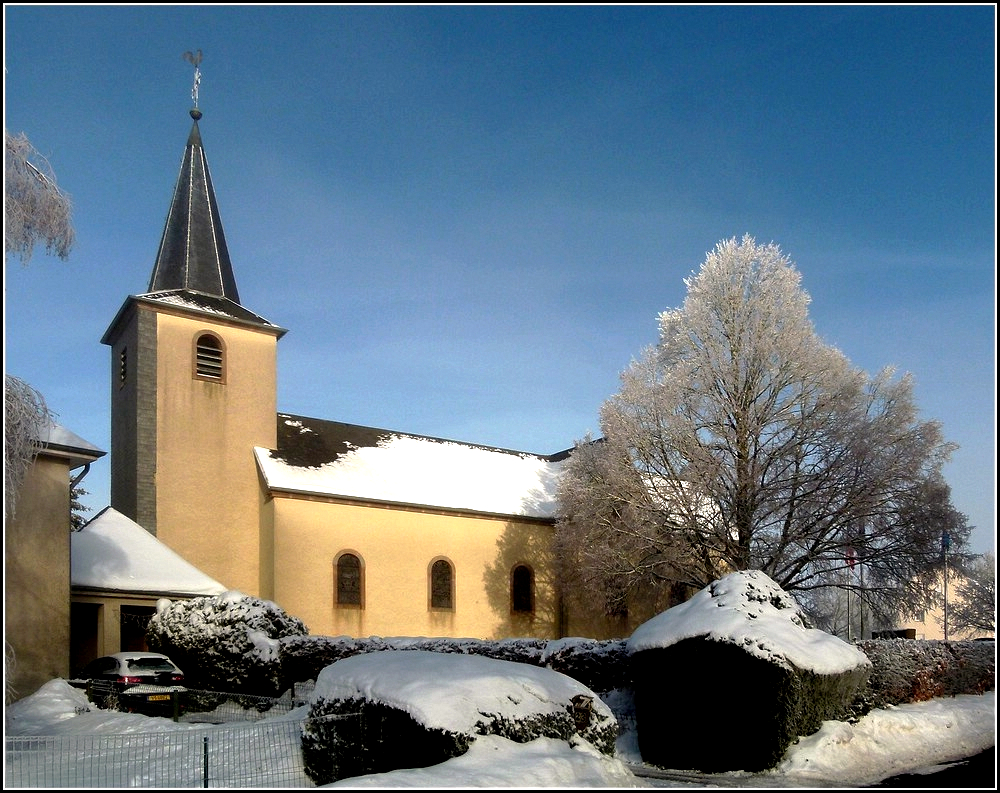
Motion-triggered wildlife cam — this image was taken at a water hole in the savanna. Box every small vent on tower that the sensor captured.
[195,334,224,381]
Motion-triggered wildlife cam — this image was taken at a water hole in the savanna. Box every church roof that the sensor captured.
[254,413,570,520]
[137,290,285,332]
[146,109,241,302]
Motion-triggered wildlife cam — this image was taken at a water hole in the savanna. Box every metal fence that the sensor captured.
[4,685,359,789]
[178,684,313,724]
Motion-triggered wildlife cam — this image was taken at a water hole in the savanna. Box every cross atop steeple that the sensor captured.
[183,49,203,110]
[146,54,241,303]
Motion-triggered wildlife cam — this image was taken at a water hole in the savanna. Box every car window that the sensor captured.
[81,657,117,677]
[125,657,178,673]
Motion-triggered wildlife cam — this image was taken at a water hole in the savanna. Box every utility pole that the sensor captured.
[846,544,856,641]
[942,531,951,641]
[859,556,865,641]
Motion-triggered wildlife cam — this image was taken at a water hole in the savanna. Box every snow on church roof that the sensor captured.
[71,507,227,596]
[255,416,567,519]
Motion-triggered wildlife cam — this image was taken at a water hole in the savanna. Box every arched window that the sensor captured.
[429,558,454,610]
[511,564,534,614]
[194,333,225,381]
[335,552,363,607]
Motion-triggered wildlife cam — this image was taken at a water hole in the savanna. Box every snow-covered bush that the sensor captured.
[147,591,308,696]
[542,638,631,693]
[280,634,628,693]
[301,650,618,785]
[850,638,995,717]
[627,571,871,772]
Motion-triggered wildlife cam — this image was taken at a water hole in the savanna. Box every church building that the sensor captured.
[98,106,606,641]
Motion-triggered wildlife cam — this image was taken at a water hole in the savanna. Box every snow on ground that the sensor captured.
[327,734,640,788]
[5,678,994,788]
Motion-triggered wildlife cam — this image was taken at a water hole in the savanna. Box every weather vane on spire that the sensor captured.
[183,49,203,109]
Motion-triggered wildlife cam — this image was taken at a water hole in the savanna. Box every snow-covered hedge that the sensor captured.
[280,634,628,694]
[849,638,995,717]
[280,635,548,684]
[147,591,308,696]
[149,589,993,712]
[301,650,618,785]
[626,571,872,772]
[280,632,994,708]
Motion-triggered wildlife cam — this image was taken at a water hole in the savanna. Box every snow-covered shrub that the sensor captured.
[280,635,549,687]
[301,650,618,785]
[628,571,871,772]
[542,638,631,693]
[147,591,308,696]
[281,634,634,694]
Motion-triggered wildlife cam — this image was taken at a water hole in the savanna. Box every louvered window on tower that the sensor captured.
[195,334,224,380]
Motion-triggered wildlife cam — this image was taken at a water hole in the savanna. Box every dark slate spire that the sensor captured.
[147,108,241,303]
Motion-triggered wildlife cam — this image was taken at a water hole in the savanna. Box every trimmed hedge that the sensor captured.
[303,696,468,785]
[280,634,993,710]
[631,638,871,772]
[279,635,548,690]
[299,651,619,785]
[847,638,996,718]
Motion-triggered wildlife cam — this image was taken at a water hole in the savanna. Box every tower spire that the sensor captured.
[147,52,240,303]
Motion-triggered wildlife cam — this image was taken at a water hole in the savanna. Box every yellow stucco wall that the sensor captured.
[268,493,562,640]
[895,570,996,641]
[151,311,278,597]
[4,454,72,700]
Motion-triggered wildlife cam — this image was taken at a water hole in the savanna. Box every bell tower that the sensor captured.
[101,66,286,596]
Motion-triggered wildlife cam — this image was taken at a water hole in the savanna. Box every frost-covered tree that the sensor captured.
[5,128,74,518]
[5,129,75,264]
[4,375,51,520]
[944,552,996,637]
[556,236,970,628]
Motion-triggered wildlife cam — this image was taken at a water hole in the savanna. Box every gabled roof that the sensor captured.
[34,419,106,470]
[254,413,570,520]
[147,109,240,302]
[71,507,227,597]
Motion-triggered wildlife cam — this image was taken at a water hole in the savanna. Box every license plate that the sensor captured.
[147,694,171,702]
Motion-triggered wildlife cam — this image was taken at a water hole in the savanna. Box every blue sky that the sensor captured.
[4,5,995,555]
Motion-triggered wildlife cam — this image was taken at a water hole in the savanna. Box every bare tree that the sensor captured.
[5,129,75,264]
[556,235,971,626]
[944,552,996,637]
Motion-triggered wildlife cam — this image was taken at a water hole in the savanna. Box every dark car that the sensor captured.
[70,652,186,716]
